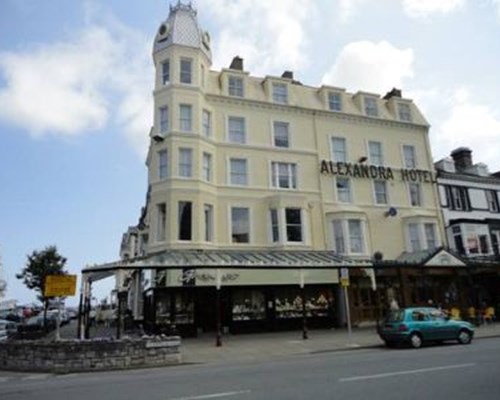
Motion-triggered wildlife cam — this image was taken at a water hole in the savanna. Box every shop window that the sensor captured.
[232,290,265,321]
[275,287,333,319]
[174,292,194,324]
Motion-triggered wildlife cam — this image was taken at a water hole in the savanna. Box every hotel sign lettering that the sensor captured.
[320,160,436,183]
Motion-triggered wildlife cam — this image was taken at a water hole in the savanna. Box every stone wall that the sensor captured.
[0,337,181,373]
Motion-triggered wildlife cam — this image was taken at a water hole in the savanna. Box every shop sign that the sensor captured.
[178,270,239,285]
[340,268,349,287]
[320,160,436,183]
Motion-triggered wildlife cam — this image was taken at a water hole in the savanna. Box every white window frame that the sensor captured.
[403,144,417,169]
[373,180,388,205]
[336,177,352,203]
[180,58,192,84]
[364,96,378,117]
[161,59,170,85]
[202,152,212,182]
[368,141,384,166]
[228,76,244,97]
[398,103,412,122]
[486,190,499,212]
[424,223,438,250]
[409,182,422,207]
[158,149,168,180]
[285,208,303,243]
[202,109,211,137]
[272,82,288,104]
[231,206,251,244]
[271,162,297,189]
[331,219,367,255]
[178,148,193,178]
[159,106,168,134]
[273,121,290,148]
[331,137,347,163]
[229,158,248,186]
[179,104,192,132]
[156,203,166,242]
[328,92,342,111]
[408,223,421,252]
[204,204,213,242]
[269,209,279,243]
[227,116,246,144]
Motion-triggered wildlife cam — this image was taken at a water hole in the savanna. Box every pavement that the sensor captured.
[47,319,500,365]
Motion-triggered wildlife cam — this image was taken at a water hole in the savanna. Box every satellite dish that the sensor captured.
[385,207,397,217]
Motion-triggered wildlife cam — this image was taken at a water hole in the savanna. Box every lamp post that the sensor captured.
[300,269,308,340]
[215,268,222,347]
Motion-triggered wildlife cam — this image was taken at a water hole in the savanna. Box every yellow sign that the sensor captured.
[44,275,77,297]
[340,268,350,287]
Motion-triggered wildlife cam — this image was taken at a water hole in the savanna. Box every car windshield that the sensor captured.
[386,309,405,322]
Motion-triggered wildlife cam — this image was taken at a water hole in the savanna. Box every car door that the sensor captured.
[410,309,434,340]
[428,309,449,340]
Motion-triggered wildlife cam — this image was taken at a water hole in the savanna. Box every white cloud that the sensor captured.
[402,0,466,19]
[491,0,500,19]
[197,0,317,75]
[0,13,153,157]
[338,0,369,22]
[321,41,414,94]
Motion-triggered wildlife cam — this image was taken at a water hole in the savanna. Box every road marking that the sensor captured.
[339,363,476,382]
[169,390,251,400]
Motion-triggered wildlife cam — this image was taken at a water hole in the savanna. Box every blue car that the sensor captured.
[377,307,474,348]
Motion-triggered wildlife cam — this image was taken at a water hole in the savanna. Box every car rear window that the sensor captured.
[386,309,405,322]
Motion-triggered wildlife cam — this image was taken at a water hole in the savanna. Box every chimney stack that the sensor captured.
[229,56,244,71]
[450,147,473,172]
[281,70,294,80]
[383,88,402,100]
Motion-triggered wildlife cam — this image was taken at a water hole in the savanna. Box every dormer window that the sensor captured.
[328,92,342,111]
[364,96,378,117]
[398,103,412,122]
[272,83,288,104]
[161,60,170,85]
[228,76,244,97]
[180,58,192,84]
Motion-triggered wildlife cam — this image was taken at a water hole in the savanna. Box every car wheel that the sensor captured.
[457,329,472,345]
[409,333,423,349]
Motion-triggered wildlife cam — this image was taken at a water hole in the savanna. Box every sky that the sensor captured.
[1,0,500,306]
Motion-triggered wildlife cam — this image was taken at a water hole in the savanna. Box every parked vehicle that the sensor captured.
[0,318,17,341]
[377,307,475,348]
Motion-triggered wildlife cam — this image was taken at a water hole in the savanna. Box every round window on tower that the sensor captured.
[159,24,167,36]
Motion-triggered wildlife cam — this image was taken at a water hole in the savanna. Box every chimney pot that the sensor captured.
[450,147,473,172]
[281,70,294,80]
[229,56,244,71]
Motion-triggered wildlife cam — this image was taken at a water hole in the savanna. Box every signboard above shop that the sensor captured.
[44,275,77,297]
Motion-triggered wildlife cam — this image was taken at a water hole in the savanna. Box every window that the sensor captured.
[336,177,351,203]
[204,204,213,242]
[486,190,499,212]
[202,109,211,137]
[328,92,342,111]
[286,208,303,242]
[159,106,168,133]
[157,203,166,242]
[408,223,421,251]
[228,116,245,144]
[179,104,192,132]
[403,145,416,168]
[180,58,192,84]
[271,162,297,189]
[331,137,347,163]
[178,201,192,241]
[228,76,244,97]
[230,158,248,186]
[202,152,212,182]
[158,149,168,180]
[374,180,388,205]
[409,182,422,206]
[272,83,288,104]
[446,186,469,211]
[398,103,412,122]
[200,64,205,88]
[424,223,437,249]
[161,60,170,85]
[270,209,279,243]
[231,207,250,243]
[364,96,378,117]
[179,148,192,178]
[273,121,289,148]
[369,141,384,166]
[332,219,366,255]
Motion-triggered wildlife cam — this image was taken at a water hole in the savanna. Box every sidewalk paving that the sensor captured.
[181,323,500,365]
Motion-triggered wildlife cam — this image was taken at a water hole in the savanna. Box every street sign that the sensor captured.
[340,268,349,287]
[44,275,77,297]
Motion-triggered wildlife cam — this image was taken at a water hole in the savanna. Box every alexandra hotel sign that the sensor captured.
[320,160,437,183]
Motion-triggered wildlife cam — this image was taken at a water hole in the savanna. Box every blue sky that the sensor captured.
[1,0,500,306]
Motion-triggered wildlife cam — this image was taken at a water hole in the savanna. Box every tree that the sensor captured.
[16,245,68,328]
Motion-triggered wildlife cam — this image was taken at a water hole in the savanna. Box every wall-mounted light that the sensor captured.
[385,207,398,217]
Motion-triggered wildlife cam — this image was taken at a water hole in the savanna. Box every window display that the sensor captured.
[174,292,194,324]
[275,288,332,319]
[232,290,265,321]
[155,296,171,325]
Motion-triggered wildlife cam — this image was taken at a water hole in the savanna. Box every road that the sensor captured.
[1,337,499,400]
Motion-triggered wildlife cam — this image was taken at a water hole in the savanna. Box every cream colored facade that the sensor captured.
[135,4,444,266]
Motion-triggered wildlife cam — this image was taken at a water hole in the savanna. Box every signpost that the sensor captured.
[44,275,77,341]
[340,268,352,343]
